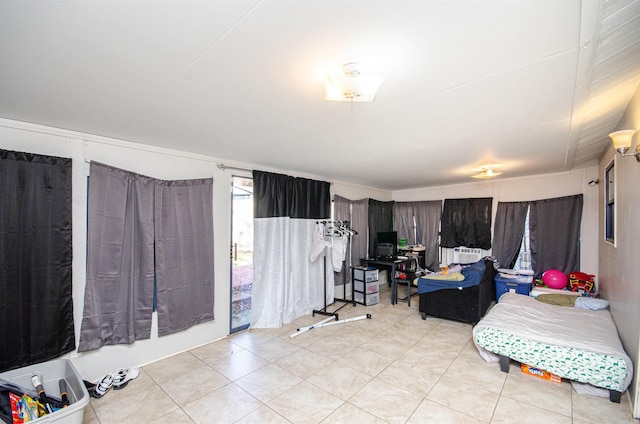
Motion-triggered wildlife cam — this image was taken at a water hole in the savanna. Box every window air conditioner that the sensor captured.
[453,247,483,264]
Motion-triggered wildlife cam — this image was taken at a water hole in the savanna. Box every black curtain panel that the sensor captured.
[253,171,330,219]
[529,194,583,278]
[493,201,529,269]
[367,199,394,258]
[253,171,291,218]
[0,150,75,372]
[441,197,493,250]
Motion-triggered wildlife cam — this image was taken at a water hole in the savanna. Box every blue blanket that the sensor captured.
[417,260,486,294]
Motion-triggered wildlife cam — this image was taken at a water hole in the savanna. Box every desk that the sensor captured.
[362,258,417,305]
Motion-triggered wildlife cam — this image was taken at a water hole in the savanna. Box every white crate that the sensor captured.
[354,280,379,294]
[0,359,89,424]
[354,291,379,306]
[353,268,378,282]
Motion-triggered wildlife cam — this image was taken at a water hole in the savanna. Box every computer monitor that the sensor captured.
[376,231,397,257]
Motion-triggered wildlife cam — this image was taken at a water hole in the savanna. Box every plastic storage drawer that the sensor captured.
[354,280,379,294]
[354,291,379,306]
[353,268,378,283]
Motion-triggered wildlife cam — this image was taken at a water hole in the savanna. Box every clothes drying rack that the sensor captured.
[312,220,357,320]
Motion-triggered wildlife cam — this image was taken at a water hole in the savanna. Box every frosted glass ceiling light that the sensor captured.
[472,166,503,179]
[325,63,384,102]
[609,130,639,162]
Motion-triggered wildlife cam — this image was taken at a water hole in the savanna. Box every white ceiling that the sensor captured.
[1,0,639,190]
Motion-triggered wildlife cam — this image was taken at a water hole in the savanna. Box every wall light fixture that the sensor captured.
[609,130,639,162]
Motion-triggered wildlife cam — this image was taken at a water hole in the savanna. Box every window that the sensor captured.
[514,207,531,270]
[605,160,615,244]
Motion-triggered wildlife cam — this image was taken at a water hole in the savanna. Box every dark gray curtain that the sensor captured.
[530,194,583,278]
[80,163,215,351]
[393,202,415,244]
[333,195,351,288]
[414,200,442,271]
[155,178,214,337]
[351,199,369,264]
[441,197,493,250]
[78,163,155,352]
[0,150,75,371]
[368,199,394,258]
[493,201,529,269]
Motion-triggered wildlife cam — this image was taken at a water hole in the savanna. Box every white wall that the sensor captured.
[331,181,391,202]
[393,162,600,276]
[0,118,385,381]
[597,85,640,417]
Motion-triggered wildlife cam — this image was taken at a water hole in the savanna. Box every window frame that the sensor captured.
[604,158,616,246]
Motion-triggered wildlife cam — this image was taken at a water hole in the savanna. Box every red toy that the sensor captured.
[568,271,596,296]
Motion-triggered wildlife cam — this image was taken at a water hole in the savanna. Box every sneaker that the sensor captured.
[112,367,140,390]
[90,373,114,399]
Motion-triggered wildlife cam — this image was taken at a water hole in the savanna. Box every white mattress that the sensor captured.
[473,293,633,392]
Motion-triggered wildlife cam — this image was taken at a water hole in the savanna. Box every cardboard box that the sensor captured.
[520,363,561,384]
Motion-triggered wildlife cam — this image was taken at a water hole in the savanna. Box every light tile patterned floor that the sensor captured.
[82,285,637,423]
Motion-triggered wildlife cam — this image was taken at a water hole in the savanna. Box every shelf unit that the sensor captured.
[352,267,379,306]
[393,259,420,306]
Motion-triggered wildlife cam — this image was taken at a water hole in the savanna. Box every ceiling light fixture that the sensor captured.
[325,63,384,102]
[472,166,503,179]
[609,129,639,162]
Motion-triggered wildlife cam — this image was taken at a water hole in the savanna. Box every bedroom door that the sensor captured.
[230,176,253,333]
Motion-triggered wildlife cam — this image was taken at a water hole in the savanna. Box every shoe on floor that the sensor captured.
[90,373,114,399]
[113,367,140,390]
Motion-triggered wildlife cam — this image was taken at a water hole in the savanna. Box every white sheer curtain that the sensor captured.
[251,171,331,328]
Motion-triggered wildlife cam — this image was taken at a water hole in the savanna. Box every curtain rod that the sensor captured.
[217,163,333,185]
[216,163,253,173]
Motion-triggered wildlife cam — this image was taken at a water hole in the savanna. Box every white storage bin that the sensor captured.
[354,280,379,294]
[353,267,378,283]
[0,359,89,424]
[354,291,379,306]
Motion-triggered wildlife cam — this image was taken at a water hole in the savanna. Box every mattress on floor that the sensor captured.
[473,293,632,393]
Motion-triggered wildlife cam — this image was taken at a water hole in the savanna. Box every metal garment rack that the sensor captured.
[312,220,357,320]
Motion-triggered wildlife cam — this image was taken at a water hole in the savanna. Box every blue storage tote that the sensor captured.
[495,275,532,301]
